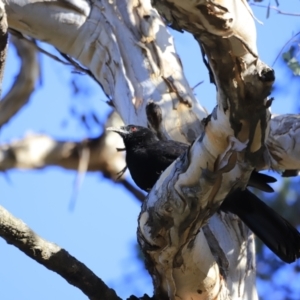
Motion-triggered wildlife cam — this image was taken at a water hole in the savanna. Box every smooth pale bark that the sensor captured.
[1,0,299,299]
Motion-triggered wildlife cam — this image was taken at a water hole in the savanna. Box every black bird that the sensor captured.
[108,125,300,263]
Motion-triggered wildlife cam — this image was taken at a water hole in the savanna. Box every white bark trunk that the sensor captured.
[3,0,299,299]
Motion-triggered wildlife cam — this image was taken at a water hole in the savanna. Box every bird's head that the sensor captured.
[106,125,158,147]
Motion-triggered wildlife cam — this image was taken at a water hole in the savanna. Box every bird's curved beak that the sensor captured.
[106,126,129,137]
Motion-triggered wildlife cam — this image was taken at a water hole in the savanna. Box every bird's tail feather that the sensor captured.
[220,189,300,263]
[248,172,277,193]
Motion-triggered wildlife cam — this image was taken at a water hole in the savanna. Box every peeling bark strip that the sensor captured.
[0,205,121,300]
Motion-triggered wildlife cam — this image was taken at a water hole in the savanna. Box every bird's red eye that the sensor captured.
[131,126,137,132]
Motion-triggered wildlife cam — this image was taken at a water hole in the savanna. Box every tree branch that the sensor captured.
[0,0,8,96]
[5,0,208,143]
[137,1,274,299]
[0,110,146,203]
[0,130,147,204]
[0,110,124,173]
[119,179,145,203]
[0,35,39,127]
[0,204,121,300]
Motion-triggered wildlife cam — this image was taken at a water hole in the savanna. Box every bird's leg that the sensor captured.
[117,165,127,179]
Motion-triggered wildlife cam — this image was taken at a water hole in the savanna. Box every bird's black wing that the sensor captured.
[146,140,189,169]
[125,140,188,192]
[220,189,300,263]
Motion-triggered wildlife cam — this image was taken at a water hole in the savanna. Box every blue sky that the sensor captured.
[1,3,300,299]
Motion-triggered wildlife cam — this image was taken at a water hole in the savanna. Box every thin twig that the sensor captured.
[9,29,72,66]
[119,179,146,203]
[251,3,300,17]
[192,80,204,90]
[272,32,300,67]
[8,29,110,99]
